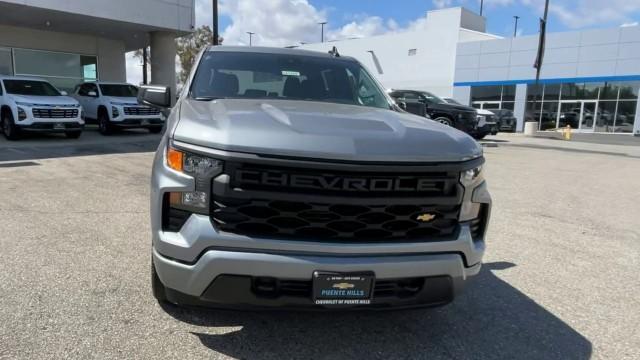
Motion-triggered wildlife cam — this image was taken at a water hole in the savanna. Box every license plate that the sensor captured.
[53,123,65,130]
[313,271,374,306]
[141,120,150,125]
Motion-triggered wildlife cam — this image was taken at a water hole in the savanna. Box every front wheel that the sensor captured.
[434,117,453,127]
[2,112,20,140]
[98,112,113,135]
[473,134,487,140]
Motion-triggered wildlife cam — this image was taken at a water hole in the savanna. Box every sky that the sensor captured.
[126,0,640,84]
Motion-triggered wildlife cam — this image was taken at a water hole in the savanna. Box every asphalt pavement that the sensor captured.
[0,132,638,359]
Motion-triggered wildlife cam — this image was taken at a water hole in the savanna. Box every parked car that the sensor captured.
[142,46,491,310]
[388,90,483,138]
[73,81,164,135]
[0,76,84,140]
[491,109,518,132]
[474,108,499,139]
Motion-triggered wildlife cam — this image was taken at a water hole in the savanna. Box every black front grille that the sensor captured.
[213,198,459,241]
[124,106,160,116]
[32,108,78,118]
[211,162,463,242]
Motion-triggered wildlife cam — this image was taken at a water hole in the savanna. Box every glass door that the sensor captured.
[558,101,580,129]
[580,101,597,131]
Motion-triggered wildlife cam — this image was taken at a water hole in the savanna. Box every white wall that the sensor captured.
[299,7,498,98]
[455,26,640,84]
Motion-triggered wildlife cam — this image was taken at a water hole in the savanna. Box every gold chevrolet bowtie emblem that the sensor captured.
[416,213,436,222]
[332,283,355,290]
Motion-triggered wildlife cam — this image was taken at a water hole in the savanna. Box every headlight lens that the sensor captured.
[111,106,120,118]
[460,165,484,186]
[166,146,224,215]
[17,107,28,121]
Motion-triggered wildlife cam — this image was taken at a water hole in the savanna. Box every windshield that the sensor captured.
[191,51,392,110]
[420,91,447,105]
[4,80,61,96]
[445,98,462,105]
[100,84,138,97]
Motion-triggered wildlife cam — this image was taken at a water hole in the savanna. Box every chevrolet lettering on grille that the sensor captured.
[235,169,440,192]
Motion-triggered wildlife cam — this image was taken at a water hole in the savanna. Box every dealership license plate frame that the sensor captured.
[312,271,375,306]
[53,123,65,130]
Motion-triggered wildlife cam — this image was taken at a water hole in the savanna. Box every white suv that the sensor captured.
[0,76,84,140]
[73,82,163,135]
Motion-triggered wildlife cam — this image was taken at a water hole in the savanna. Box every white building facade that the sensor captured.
[300,8,499,98]
[453,27,640,135]
[0,0,194,95]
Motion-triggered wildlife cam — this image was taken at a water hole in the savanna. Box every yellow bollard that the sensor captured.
[563,125,572,140]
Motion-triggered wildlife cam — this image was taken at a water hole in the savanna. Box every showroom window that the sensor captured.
[0,47,12,76]
[12,48,98,92]
[470,85,516,110]
[526,81,639,133]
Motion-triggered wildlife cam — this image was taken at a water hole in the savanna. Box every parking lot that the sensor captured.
[0,130,639,359]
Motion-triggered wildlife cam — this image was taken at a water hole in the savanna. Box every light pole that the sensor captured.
[513,16,520,37]
[246,32,255,46]
[480,0,484,16]
[319,21,327,43]
[212,0,219,45]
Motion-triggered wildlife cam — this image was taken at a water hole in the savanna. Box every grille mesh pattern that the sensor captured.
[212,197,459,241]
[124,106,160,116]
[32,108,78,118]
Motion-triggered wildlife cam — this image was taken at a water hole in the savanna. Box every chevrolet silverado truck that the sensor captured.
[140,46,491,310]
[0,76,84,140]
[73,81,163,135]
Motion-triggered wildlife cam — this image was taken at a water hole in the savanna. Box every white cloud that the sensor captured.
[432,0,453,9]
[621,21,639,27]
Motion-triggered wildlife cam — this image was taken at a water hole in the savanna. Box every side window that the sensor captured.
[78,84,89,96]
[0,81,3,96]
[403,92,420,102]
[88,84,99,96]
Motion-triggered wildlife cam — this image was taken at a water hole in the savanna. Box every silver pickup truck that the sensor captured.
[140,46,491,310]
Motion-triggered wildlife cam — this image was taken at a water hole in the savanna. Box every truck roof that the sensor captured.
[205,45,357,62]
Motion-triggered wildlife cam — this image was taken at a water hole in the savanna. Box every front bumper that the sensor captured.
[17,122,84,133]
[153,215,485,309]
[111,118,164,128]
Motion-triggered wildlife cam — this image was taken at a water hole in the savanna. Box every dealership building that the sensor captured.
[0,0,194,97]
[301,7,640,136]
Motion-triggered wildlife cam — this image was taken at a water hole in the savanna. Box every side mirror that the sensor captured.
[138,85,171,109]
[397,101,407,110]
[88,91,97,97]
[60,90,68,96]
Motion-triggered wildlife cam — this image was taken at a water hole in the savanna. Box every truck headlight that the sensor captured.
[17,107,28,121]
[111,106,120,118]
[460,165,484,187]
[166,146,223,214]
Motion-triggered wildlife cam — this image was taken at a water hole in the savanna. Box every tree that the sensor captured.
[132,26,222,86]
[177,26,222,84]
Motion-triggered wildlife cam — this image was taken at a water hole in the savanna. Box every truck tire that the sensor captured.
[98,110,113,135]
[2,111,20,141]
[151,261,168,303]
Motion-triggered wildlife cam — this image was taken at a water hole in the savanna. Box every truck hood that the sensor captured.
[10,94,79,107]
[174,99,482,163]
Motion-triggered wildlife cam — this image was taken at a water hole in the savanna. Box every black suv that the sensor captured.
[491,109,518,132]
[389,90,479,137]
